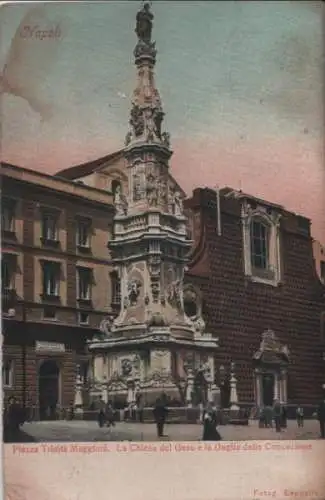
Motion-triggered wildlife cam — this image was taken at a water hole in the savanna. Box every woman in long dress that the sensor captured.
[202,410,222,441]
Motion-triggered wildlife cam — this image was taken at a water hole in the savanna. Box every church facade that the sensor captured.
[183,187,325,409]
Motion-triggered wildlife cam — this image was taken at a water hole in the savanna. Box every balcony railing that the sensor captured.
[1,288,17,309]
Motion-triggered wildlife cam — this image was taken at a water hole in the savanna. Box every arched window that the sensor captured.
[110,270,121,306]
[111,180,121,196]
[184,298,197,318]
[250,219,270,270]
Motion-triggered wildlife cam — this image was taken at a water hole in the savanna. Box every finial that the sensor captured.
[135,1,154,44]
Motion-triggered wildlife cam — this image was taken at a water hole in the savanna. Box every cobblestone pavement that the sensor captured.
[15,419,323,442]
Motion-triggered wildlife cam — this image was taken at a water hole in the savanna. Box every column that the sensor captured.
[274,373,279,401]
[186,370,194,407]
[74,367,83,415]
[230,363,239,410]
[282,371,287,403]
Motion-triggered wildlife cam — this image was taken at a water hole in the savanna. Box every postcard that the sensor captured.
[1,1,325,499]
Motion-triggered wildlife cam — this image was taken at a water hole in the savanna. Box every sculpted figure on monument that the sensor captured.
[133,173,142,201]
[157,179,168,204]
[167,280,182,309]
[152,108,164,138]
[130,103,145,137]
[161,131,170,148]
[135,2,153,43]
[146,173,158,206]
[128,279,141,306]
[114,184,128,215]
[121,359,133,377]
[192,316,205,334]
[174,191,183,216]
[125,131,132,146]
[99,315,115,337]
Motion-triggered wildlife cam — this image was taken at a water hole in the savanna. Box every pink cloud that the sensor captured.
[3,133,324,243]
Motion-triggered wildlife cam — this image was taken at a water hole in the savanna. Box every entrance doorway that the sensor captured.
[38,360,60,420]
[262,373,274,406]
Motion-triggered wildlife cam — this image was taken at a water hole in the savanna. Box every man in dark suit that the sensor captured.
[153,394,168,438]
[317,397,325,439]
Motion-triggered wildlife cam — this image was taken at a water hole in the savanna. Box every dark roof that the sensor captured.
[55,149,125,180]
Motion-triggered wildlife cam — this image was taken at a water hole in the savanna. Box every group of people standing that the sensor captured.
[258,399,287,432]
[97,398,116,429]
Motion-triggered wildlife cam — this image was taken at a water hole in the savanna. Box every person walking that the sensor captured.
[105,401,115,431]
[153,395,168,438]
[273,399,282,433]
[317,396,325,439]
[202,409,222,441]
[296,406,304,428]
[281,404,287,429]
[97,396,106,428]
[137,395,144,423]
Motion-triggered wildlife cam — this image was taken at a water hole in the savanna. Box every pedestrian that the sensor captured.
[153,395,168,438]
[281,404,287,429]
[317,396,325,439]
[202,410,222,441]
[258,406,265,428]
[296,406,304,428]
[273,399,281,433]
[137,394,144,423]
[105,402,115,432]
[97,396,105,428]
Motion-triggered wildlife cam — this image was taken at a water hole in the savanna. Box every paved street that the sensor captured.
[8,419,322,442]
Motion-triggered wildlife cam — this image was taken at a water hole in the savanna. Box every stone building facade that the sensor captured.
[1,162,115,419]
[183,187,325,408]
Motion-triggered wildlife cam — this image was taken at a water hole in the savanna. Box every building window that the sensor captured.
[251,220,269,271]
[78,311,89,325]
[77,267,93,301]
[2,198,16,234]
[320,261,325,283]
[112,180,122,196]
[41,261,60,297]
[2,360,14,387]
[1,255,15,291]
[110,271,121,306]
[76,218,91,250]
[242,202,281,286]
[43,306,57,319]
[41,211,59,244]
[78,361,89,383]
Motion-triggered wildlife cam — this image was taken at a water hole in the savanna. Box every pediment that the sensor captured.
[253,329,289,365]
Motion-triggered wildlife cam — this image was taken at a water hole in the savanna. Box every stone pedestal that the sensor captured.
[74,375,84,415]
[229,364,240,419]
[186,371,194,407]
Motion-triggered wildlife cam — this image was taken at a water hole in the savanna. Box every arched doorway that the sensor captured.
[38,360,60,420]
[261,373,275,406]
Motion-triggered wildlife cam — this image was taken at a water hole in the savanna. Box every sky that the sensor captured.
[1,0,324,243]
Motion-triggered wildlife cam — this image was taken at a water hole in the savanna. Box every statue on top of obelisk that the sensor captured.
[135,2,153,43]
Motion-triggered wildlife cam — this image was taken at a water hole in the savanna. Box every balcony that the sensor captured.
[1,288,17,310]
